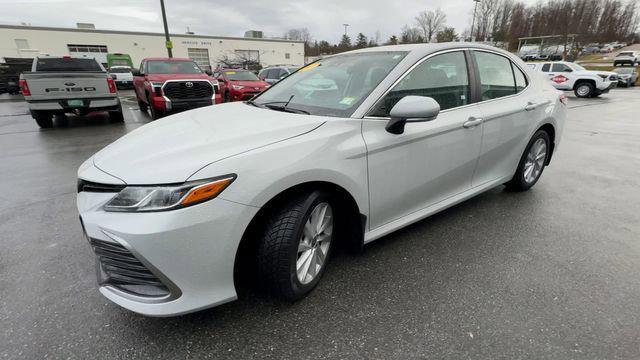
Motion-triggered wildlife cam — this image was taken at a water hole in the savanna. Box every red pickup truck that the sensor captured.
[213,69,270,102]
[133,58,221,119]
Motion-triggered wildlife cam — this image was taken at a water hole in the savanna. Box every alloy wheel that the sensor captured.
[523,138,547,184]
[296,202,333,285]
[576,85,590,97]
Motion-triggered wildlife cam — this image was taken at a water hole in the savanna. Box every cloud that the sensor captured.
[0,0,540,43]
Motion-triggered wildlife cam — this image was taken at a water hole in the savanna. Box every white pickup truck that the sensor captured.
[19,56,123,128]
[527,61,617,98]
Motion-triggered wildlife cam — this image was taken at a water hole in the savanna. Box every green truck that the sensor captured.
[106,53,133,69]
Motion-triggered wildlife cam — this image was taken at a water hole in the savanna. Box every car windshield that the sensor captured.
[618,52,633,57]
[569,63,586,71]
[615,68,633,74]
[147,61,202,74]
[225,71,259,81]
[252,51,408,117]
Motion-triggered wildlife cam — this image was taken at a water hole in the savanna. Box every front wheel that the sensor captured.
[258,191,335,301]
[574,82,594,98]
[505,130,550,191]
[147,95,164,120]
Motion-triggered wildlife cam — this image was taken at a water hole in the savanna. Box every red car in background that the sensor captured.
[214,69,270,102]
[133,57,221,119]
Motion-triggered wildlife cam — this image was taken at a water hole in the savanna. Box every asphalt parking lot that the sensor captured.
[1,88,640,359]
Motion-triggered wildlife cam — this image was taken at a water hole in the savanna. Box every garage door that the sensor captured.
[188,48,211,71]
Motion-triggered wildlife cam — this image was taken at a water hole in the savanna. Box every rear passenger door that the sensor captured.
[471,50,545,186]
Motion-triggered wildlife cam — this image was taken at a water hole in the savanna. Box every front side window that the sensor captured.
[541,63,551,72]
[551,63,572,72]
[474,51,517,100]
[368,51,470,117]
[146,61,202,74]
[253,51,408,117]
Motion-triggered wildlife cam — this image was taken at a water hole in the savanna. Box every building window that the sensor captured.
[15,39,29,49]
[234,50,260,63]
[67,44,108,53]
[285,53,290,60]
[187,48,211,70]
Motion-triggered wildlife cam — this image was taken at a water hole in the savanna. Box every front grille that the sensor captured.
[90,238,170,298]
[163,81,213,100]
[77,179,125,193]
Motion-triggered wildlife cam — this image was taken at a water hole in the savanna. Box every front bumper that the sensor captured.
[596,81,617,93]
[77,182,259,316]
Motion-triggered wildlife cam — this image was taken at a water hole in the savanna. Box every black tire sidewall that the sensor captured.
[287,191,335,297]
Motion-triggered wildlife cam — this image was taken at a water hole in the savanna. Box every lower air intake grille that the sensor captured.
[90,238,170,298]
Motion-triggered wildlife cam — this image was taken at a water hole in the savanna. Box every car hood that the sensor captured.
[91,102,325,184]
[575,70,617,77]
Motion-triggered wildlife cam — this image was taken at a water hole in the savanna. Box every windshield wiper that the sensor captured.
[257,95,310,115]
[245,99,265,108]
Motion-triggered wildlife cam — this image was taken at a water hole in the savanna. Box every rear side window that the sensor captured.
[541,63,551,72]
[36,58,102,72]
[513,65,527,93]
[369,51,470,116]
[473,51,517,100]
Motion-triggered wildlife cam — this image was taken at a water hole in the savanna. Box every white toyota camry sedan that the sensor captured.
[77,43,566,316]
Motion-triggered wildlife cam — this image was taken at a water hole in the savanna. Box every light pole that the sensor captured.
[160,0,173,58]
[342,23,350,36]
[470,0,480,42]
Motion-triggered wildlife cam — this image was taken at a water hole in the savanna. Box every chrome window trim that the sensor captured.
[359,47,532,121]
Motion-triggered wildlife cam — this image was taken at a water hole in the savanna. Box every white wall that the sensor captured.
[0,25,305,68]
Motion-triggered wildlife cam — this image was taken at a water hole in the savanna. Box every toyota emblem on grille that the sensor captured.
[185,82,194,88]
[254,87,260,90]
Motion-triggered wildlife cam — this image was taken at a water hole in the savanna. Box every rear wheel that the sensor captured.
[574,82,594,98]
[505,130,550,191]
[31,110,53,128]
[258,191,335,301]
[109,104,124,122]
[224,91,231,103]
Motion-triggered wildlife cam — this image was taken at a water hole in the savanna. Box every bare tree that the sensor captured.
[283,28,312,43]
[415,8,447,42]
[400,25,425,43]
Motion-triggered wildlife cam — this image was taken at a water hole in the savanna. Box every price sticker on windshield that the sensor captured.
[225,71,237,75]
[299,63,320,72]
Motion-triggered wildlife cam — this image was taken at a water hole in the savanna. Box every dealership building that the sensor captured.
[0,24,305,70]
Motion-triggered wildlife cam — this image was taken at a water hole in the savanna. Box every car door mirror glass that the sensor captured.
[386,96,440,134]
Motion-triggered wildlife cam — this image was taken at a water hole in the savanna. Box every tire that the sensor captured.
[574,82,594,98]
[505,130,551,192]
[257,191,335,301]
[223,91,231,103]
[109,104,124,122]
[147,94,164,120]
[31,110,53,128]
[137,95,148,112]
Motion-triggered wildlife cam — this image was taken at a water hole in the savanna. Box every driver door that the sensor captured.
[362,50,484,230]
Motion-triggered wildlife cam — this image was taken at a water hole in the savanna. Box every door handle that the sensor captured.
[463,117,483,128]
[524,100,550,111]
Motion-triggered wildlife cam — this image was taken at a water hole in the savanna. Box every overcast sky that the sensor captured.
[0,0,540,43]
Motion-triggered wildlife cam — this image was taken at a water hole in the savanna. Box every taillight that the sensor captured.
[106,77,117,93]
[559,94,568,105]
[19,79,31,96]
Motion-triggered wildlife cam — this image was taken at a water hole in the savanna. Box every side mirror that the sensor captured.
[205,69,213,76]
[385,96,440,134]
[217,77,225,83]
[132,69,141,76]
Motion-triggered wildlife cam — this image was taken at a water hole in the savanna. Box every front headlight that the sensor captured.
[103,175,236,212]
[232,85,245,90]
